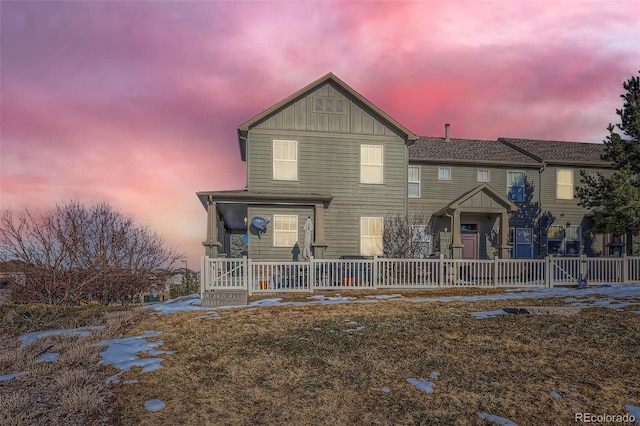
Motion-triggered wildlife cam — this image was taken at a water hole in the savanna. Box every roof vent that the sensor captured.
[444,123,451,142]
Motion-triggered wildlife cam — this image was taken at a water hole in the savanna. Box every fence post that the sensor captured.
[373,256,378,290]
[439,254,445,287]
[493,257,499,287]
[246,257,252,296]
[545,256,553,288]
[309,256,315,294]
[200,256,206,299]
[622,254,628,283]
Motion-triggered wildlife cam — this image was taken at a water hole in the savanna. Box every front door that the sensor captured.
[461,232,478,259]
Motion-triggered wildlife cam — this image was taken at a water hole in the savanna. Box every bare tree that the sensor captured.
[383,211,431,258]
[0,201,182,305]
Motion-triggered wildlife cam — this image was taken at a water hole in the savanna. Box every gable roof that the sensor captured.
[237,73,418,160]
[498,138,609,166]
[434,183,518,216]
[409,137,542,166]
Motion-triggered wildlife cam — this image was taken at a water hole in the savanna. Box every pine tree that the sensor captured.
[577,72,640,238]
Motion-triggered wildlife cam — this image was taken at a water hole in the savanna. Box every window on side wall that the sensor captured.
[477,169,490,183]
[273,215,298,247]
[408,166,420,198]
[438,167,451,181]
[565,225,581,255]
[361,145,384,184]
[361,217,383,256]
[557,169,574,199]
[507,171,525,202]
[273,140,298,181]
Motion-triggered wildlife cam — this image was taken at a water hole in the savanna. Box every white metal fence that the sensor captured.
[200,255,640,296]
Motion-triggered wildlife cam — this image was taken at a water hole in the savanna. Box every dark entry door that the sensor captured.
[461,233,478,259]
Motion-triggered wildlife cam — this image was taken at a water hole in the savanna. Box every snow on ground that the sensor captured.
[9,284,640,416]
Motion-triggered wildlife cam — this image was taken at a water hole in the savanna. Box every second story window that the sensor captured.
[477,169,490,182]
[361,145,383,184]
[507,171,525,202]
[557,169,574,199]
[438,167,451,181]
[273,140,297,181]
[408,166,420,198]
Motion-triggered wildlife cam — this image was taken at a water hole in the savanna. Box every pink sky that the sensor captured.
[1,1,639,270]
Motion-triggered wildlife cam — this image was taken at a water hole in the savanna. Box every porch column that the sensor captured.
[451,210,463,259]
[312,203,328,259]
[202,197,221,257]
[497,211,511,259]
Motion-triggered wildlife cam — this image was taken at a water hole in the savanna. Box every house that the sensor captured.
[197,73,619,260]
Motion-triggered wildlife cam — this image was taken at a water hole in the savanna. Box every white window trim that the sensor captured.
[272,140,298,181]
[477,169,490,183]
[273,215,298,247]
[360,144,384,184]
[360,217,383,256]
[408,166,420,198]
[507,170,525,202]
[438,167,452,181]
[556,169,574,199]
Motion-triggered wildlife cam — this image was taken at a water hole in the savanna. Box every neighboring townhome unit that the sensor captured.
[197,73,615,260]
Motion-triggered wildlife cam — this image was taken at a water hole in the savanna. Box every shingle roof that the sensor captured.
[498,138,608,165]
[409,137,542,166]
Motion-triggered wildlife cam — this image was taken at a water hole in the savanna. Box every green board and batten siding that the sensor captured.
[245,82,408,259]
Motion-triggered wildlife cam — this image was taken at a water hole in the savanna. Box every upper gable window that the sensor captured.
[557,169,574,199]
[507,171,525,202]
[361,145,384,184]
[273,140,298,181]
[313,97,345,114]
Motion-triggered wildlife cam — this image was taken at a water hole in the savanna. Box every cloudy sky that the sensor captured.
[1,1,639,269]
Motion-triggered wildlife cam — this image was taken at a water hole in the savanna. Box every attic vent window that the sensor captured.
[313,97,345,114]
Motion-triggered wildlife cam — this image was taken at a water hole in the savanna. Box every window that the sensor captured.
[361,145,384,184]
[412,225,431,258]
[565,225,581,255]
[547,225,581,255]
[507,171,525,202]
[557,169,574,199]
[273,215,298,247]
[438,167,451,181]
[512,228,533,259]
[361,217,383,256]
[273,140,297,181]
[408,166,420,198]
[313,97,345,114]
[477,169,490,182]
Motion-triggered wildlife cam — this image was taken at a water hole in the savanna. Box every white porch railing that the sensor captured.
[200,255,640,297]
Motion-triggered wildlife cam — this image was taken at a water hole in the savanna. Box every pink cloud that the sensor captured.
[2,0,639,268]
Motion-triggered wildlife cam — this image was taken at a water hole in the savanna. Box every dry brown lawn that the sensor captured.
[109,289,639,426]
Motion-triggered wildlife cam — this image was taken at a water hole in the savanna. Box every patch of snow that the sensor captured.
[38,353,60,363]
[372,387,390,393]
[430,371,439,380]
[153,293,209,314]
[550,391,561,398]
[477,412,518,426]
[0,373,19,382]
[624,405,640,420]
[313,327,322,331]
[471,309,508,319]
[365,294,403,300]
[344,326,365,332]
[99,331,173,384]
[144,399,166,412]
[19,328,96,347]
[406,378,435,393]
[345,320,358,325]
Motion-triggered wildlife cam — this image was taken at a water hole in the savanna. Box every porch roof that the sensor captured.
[196,190,333,210]
[434,183,518,216]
